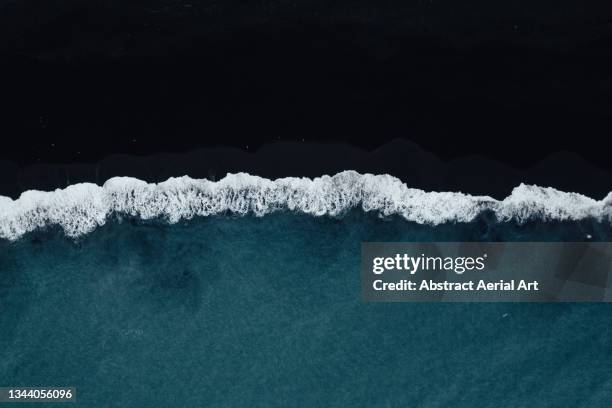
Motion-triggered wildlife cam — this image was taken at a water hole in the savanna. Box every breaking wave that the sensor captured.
[1,171,611,241]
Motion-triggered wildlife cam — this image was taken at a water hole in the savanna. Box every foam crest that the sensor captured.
[0,171,610,240]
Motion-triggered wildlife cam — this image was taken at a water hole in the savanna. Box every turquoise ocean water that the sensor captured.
[1,212,611,407]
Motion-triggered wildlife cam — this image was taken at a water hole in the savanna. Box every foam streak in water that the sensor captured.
[1,171,610,240]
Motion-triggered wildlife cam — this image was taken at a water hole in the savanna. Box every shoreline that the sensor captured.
[1,139,610,200]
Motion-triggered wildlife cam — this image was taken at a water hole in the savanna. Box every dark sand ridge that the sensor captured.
[1,139,610,201]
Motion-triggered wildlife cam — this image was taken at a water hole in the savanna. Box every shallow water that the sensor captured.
[1,213,611,407]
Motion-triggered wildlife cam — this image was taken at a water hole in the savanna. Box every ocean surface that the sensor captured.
[1,173,611,407]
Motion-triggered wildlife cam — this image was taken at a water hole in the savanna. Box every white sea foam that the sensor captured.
[0,171,610,241]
